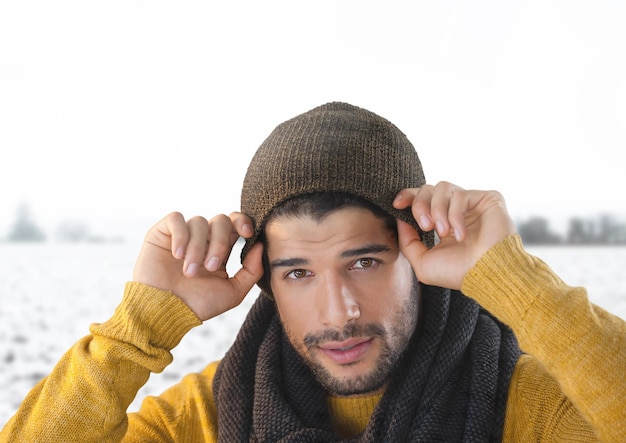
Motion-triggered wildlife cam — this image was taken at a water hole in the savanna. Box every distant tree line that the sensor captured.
[2,204,122,243]
[3,204,625,245]
[517,214,626,245]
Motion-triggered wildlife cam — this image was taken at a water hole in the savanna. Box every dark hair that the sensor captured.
[258,192,398,297]
[270,192,397,230]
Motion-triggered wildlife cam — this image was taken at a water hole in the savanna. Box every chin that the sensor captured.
[312,359,393,396]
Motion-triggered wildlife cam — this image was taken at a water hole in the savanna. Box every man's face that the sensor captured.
[265,206,419,396]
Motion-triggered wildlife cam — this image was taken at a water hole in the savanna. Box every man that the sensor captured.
[2,102,625,441]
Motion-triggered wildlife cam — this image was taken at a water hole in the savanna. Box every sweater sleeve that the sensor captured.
[124,361,221,442]
[0,282,202,443]
[461,234,626,443]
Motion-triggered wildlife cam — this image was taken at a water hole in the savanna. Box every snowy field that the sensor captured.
[1,241,625,426]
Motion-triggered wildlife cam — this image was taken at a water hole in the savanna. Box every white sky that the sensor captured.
[1,1,625,241]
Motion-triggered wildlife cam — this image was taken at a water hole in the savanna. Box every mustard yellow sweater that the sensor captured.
[2,235,625,442]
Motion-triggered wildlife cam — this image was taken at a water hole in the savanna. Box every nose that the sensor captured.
[317,274,360,328]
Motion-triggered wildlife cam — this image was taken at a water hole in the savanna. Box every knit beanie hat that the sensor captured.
[240,102,433,293]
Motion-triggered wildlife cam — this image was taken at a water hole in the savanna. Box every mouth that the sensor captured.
[318,337,374,365]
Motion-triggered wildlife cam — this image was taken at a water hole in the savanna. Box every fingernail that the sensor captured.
[454,229,462,242]
[186,262,198,277]
[436,221,445,235]
[174,247,185,259]
[242,223,253,237]
[419,216,431,229]
[206,256,221,272]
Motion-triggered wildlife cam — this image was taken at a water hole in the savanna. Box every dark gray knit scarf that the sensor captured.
[213,285,521,442]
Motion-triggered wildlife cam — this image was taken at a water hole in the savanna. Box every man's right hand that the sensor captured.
[132,212,264,321]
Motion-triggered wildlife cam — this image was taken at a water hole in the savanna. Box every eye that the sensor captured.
[352,258,377,269]
[286,269,311,280]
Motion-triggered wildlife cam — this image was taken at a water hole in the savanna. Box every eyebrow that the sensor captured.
[269,244,392,270]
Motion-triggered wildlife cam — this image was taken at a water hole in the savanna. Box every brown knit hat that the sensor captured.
[240,102,433,292]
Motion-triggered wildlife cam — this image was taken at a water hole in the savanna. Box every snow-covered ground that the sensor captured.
[1,241,625,426]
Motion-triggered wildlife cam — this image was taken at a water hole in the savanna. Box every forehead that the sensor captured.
[264,206,396,254]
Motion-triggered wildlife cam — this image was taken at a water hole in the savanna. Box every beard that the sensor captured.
[284,276,420,396]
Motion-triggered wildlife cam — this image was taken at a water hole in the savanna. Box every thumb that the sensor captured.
[397,219,429,273]
[231,242,265,296]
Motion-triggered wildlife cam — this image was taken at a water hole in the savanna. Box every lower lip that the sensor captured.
[320,339,373,365]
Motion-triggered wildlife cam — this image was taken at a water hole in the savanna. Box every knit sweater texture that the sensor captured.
[1,235,625,442]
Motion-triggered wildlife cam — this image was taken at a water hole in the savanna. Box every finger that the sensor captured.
[447,189,470,242]
[158,211,188,259]
[184,216,210,277]
[229,211,254,239]
[205,214,235,272]
[430,182,467,239]
[393,186,435,231]
[429,182,454,238]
